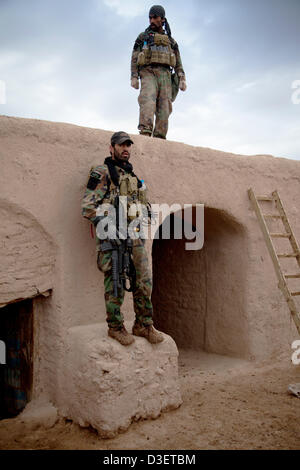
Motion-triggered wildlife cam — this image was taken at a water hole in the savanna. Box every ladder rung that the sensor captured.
[263,214,282,219]
[285,273,300,279]
[270,233,291,238]
[257,196,273,201]
[291,292,300,296]
[278,253,299,258]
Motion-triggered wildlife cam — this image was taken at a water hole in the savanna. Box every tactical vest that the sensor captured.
[137,32,176,68]
[102,169,148,222]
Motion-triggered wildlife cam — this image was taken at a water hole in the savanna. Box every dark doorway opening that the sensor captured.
[0,299,33,419]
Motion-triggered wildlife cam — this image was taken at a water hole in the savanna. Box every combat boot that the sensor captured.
[108,326,135,346]
[132,322,164,344]
[139,130,152,137]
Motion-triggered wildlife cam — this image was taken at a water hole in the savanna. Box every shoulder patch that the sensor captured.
[87,173,102,190]
[90,171,101,179]
[86,164,109,190]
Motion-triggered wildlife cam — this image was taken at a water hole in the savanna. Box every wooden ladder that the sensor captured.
[248,188,300,335]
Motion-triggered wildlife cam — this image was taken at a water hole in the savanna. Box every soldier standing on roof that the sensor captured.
[131,5,187,139]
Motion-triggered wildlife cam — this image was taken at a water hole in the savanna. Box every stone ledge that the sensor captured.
[60,322,182,437]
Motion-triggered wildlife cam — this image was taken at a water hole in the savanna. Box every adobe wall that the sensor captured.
[1,115,300,404]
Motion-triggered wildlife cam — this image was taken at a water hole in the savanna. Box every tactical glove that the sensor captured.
[179,77,187,92]
[131,77,139,90]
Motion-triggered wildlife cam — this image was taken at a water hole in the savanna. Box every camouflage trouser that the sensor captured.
[138,65,172,139]
[97,243,153,329]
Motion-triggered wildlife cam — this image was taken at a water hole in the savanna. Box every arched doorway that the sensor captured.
[152,206,249,358]
[0,200,55,418]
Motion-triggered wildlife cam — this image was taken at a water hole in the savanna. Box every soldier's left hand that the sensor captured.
[179,77,187,92]
[131,77,140,89]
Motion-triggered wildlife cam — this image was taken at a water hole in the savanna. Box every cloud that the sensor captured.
[101,0,146,18]
[0,0,299,160]
[0,51,25,68]
[167,63,300,160]
[235,82,257,93]
[31,56,63,78]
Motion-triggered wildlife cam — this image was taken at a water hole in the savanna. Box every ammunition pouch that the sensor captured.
[137,33,176,68]
[154,33,170,47]
[119,174,138,196]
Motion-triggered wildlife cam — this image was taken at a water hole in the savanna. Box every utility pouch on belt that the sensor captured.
[170,53,176,68]
[137,51,145,67]
[138,186,148,205]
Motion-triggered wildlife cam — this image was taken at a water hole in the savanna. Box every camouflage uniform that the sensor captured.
[81,163,154,329]
[131,29,185,139]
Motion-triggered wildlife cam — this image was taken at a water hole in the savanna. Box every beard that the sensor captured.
[150,23,161,32]
[113,148,130,164]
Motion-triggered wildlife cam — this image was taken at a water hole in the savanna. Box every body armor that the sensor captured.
[137,32,176,68]
[102,170,148,222]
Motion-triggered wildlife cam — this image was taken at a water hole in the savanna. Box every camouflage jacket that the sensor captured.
[81,164,110,226]
[131,30,185,79]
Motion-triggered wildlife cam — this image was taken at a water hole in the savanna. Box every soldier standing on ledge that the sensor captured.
[81,131,164,346]
[131,5,186,139]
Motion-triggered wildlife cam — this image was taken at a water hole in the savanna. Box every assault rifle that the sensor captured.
[99,194,136,298]
[100,237,136,297]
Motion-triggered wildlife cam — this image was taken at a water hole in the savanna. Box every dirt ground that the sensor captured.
[0,349,299,450]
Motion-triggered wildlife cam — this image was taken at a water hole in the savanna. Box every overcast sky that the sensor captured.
[0,0,300,159]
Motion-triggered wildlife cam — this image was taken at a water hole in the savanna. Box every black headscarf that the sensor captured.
[148,5,172,37]
[104,157,142,188]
